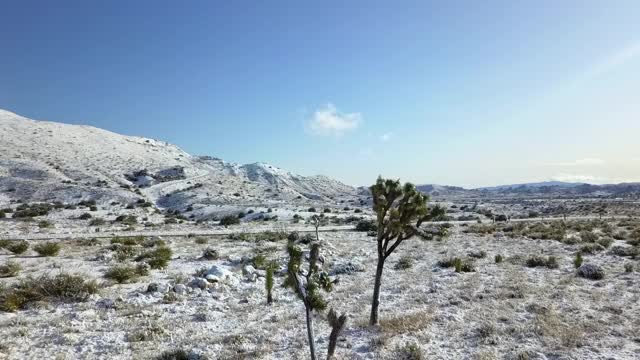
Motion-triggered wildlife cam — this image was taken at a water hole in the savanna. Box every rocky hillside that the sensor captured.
[0,109,360,216]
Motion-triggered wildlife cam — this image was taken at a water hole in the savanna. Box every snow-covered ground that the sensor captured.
[1,225,638,359]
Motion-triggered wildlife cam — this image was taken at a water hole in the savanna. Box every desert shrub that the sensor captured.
[7,241,29,255]
[105,264,149,283]
[613,230,628,240]
[0,211,5,218]
[495,254,503,263]
[579,243,604,254]
[624,263,634,273]
[609,245,640,258]
[13,203,54,218]
[395,342,423,360]
[307,207,316,212]
[0,273,98,312]
[136,246,172,269]
[0,261,21,278]
[33,242,60,257]
[78,238,100,246]
[219,215,240,226]
[38,220,52,228]
[580,231,598,243]
[194,237,208,245]
[113,245,139,261]
[597,237,613,248]
[394,256,414,270]
[251,254,268,270]
[628,228,640,246]
[355,220,377,232]
[79,213,92,220]
[526,255,559,269]
[143,238,166,248]
[115,215,137,225]
[89,205,98,211]
[437,256,474,272]
[89,218,106,226]
[574,252,583,268]
[323,208,331,213]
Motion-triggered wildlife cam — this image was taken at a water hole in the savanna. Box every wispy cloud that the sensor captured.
[306,103,361,136]
[379,132,393,142]
[541,158,604,167]
[584,41,640,79]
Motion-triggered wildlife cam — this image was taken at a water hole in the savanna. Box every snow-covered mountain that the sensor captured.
[0,109,359,215]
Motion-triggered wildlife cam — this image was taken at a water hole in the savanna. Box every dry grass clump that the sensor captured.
[0,261,21,278]
[394,256,414,270]
[33,242,60,257]
[437,256,475,272]
[111,236,145,246]
[0,273,98,312]
[525,255,559,269]
[533,308,585,348]
[379,310,433,335]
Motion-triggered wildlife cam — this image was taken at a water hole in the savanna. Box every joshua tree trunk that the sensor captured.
[369,255,385,326]
[305,305,317,360]
[315,225,319,242]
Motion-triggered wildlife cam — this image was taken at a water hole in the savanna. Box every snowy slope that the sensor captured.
[0,109,359,214]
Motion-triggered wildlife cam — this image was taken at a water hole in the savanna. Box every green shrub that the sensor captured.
[136,246,172,269]
[154,349,191,360]
[624,263,634,273]
[580,231,598,243]
[252,254,268,270]
[526,255,559,269]
[115,215,137,225]
[105,264,149,283]
[0,273,98,312]
[597,237,613,248]
[0,261,21,278]
[89,218,106,226]
[395,342,423,360]
[580,243,604,254]
[574,252,583,268]
[79,213,92,220]
[355,220,377,232]
[38,220,53,228]
[33,242,61,257]
[7,241,29,255]
[495,254,503,263]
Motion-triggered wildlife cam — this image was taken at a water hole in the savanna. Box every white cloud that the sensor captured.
[306,103,361,136]
[541,158,604,167]
[379,132,393,142]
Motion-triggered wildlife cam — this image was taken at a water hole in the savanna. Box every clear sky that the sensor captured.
[1,1,639,187]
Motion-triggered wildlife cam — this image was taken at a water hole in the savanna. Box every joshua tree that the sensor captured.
[326,308,347,360]
[368,176,442,326]
[310,214,328,242]
[284,242,334,360]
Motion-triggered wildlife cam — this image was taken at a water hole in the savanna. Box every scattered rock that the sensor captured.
[577,264,605,280]
[242,265,256,276]
[329,261,366,276]
[202,248,219,260]
[173,284,188,294]
[189,277,209,290]
[205,265,238,285]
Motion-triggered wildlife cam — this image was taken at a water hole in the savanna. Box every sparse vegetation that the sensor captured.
[526,255,559,269]
[0,261,21,278]
[7,241,29,255]
[105,264,149,283]
[33,242,60,257]
[394,256,414,270]
[0,273,98,312]
[136,246,172,269]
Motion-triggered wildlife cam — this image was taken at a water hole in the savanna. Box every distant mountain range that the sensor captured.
[417,181,640,197]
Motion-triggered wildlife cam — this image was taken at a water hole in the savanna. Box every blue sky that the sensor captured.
[1,1,639,187]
